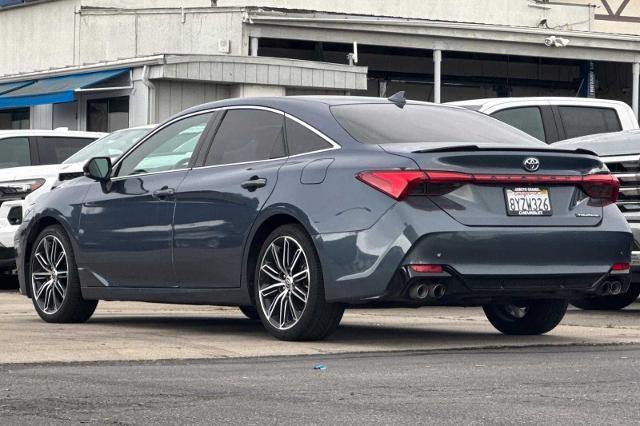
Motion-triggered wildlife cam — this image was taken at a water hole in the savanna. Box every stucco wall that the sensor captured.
[0,0,78,77]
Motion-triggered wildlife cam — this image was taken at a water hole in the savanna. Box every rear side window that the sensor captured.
[491,107,546,142]
[37,137,95,165]
[205,110,286,166]
[558,106,621,139]
[331,104,542,146]
[0,137,31,169]
[285,118,333,155]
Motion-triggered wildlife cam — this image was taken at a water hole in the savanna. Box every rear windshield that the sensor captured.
[331,104,542,146]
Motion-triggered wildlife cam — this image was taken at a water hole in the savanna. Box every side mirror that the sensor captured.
[83,157,112,182]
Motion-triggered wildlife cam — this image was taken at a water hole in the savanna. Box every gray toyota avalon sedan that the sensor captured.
[14,94,632,341]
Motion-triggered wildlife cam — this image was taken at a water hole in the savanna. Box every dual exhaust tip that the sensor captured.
[409,282,446,300]
[599,280,623,296]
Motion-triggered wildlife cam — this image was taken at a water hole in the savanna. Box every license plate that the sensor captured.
[505,187,552,216]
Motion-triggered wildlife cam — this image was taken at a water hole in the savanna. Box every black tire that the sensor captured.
[0,273,18,290]
[239,305,260,320]
[254,224,344,341]
[483,299,568,335]
[29,225,98,323]
[571,282,640,311]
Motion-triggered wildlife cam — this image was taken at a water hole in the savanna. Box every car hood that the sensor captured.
[555,130,640,157]
[0,164,63,182]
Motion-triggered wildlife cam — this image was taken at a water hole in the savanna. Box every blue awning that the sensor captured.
[0,69,129,109]
[0,80,33,96]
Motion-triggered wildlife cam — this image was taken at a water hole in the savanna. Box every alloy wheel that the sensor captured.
[31,235,68,314]
[258,236,310,330]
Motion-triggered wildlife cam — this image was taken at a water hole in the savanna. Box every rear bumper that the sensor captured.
[316,199,632,304]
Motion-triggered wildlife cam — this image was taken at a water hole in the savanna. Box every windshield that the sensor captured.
[331,103,543,146]
[63,127,152,164]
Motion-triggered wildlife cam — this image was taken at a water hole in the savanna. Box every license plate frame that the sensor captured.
[504,187,552,217]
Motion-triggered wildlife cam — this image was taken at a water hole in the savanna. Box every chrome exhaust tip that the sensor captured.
[610,281,623,296]
[430,283,446,299]
[409,283,430,300]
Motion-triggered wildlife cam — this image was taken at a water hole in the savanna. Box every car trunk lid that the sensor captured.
[376,144,612,227]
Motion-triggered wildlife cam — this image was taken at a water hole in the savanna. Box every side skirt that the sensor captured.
[81,286,252,306]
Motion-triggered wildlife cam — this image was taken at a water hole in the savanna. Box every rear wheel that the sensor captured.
[30,225,98,323]
[483,299,568,335]
[254,224,344,341]
[571,283,640,311]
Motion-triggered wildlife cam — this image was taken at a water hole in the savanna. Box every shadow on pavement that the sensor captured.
[83,314,567,345]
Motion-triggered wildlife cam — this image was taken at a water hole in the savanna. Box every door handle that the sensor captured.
[241,177,267,191]
[152,187,175,200]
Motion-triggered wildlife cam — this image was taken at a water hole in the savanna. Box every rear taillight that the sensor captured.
[355,171,427,200]
[357,170,620,204]
[611,262,630,273]
[581,174,620,204]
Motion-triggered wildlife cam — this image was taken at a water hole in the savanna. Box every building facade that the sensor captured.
[1,0,640,131]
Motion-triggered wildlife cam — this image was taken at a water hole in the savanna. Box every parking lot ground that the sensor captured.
[1,290,640,364]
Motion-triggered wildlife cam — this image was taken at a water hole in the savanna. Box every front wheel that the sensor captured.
[30,225,98,323]
[254,224,344,341]
[483,299,568,335]
[571,282,640,311]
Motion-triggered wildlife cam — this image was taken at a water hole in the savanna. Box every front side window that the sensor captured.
[285,118,334,155]
[331,104,542,146]
[117,112,214,177]
[0,137,30,169]
[37,137,95,165]
[559,106,622,140]
[491,107,546,142]
[204,109,285,166]
[64,127,152,165]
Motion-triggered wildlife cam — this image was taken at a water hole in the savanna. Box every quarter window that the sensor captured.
[285,118,333,155]
[491,107,546,142]
[558,106,621,139]
[204,110,285,166]
[117,112,214,177]
[0,137,30,169]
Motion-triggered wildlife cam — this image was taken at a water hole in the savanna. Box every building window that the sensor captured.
[0,108,29,130]
[87,96,129,132]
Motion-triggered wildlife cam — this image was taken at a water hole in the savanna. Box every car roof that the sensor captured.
[448,97,629,108]
[0,129,106,139]
[178,96,469,146]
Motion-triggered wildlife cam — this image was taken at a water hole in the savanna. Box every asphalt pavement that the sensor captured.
[1,346,639,425]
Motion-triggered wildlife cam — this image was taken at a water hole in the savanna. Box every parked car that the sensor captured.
[448,97,638,143]
[555,130,640,309]
[0,129,105,281]
[15,96,631,341]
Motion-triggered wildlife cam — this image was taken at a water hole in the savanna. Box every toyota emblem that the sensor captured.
[523,157,540,172]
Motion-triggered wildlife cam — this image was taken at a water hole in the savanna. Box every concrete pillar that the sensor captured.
[633,62,640,119]
[250,37,259,57]
[433,49,442,104]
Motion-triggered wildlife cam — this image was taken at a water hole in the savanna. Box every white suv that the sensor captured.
[448,97,639,143]
[0,129,105,280]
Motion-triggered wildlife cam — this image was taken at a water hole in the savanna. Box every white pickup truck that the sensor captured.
[448,97,639,143]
